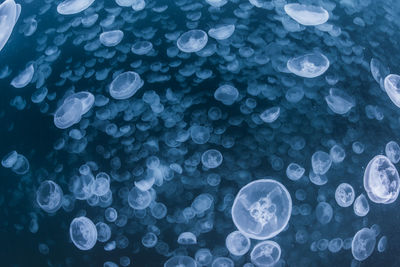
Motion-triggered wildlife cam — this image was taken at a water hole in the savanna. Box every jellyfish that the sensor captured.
[353,194,370,217]
[284,4,329,26]
[225,231,251,256]
[250,240,281,267]
[177,232,197,245]
[195,248,213,266]
[105,207,118,222]
[328,238,343,253]
[127,187,152,210]
[57,0,95,15]
[190,125,210,144]
[36,180,63,213]
[335,183,355,207]
[1,150,18,168]
[214,84,239,105]
[201,149,223,169]
[131,41,153,55]
[0,0,21,52]
[96,222,111,242]
[231,179,292,240]
[286,163,305,181]
[316,202,333,225]
[363,155,400,204]
[351,228,376,261]
[384,74,400,108]
[11,64,35,88]
[69,216,97,250]
[385,141,400,164]
[164,256,197,267]
[109,71,144,100]
[377,236,387,253]
[54,98,83,129]
[287,52,330,78]
[64,92,95,115]
[211,257,234,267]
[177,30,208,53]
[259,107,280,123]
[205,0,227,7]
[311,151,332,175]
[325,88,355,115]
[330,144,346,163]
[142,232,158,248]
[208,24,235,40]
[99,30,124,47]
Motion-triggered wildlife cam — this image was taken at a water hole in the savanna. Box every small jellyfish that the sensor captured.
[384,74,400,108]
[36,180,63,213]
[316,202,333,225]
[131,41,153,55]
[325,88,355,115]
[150,202,167,219]
[177,30,208,53]
[363,155,400,204]
[211,257,234,267]
[353,194,369,217]
[286,163,305,181]
[69,216,97,250]
[335,183,355,207]
[54,98,83,129]
[208,24,235,40]
[205,0,227,7]
[96,222,111,242]
[377,236,387,252]
[11,153,29,174]
[1,150,18,168]
[352,228,376,261]
[330,144,346,163]
[164,256,197,267]
[250,240,281,267]
[109,71,144,100]
[11,64,35,88]
[177,232,197,245]
[201,149,223,169]
[214,84,239,105]
[128,187,152,210]
[195,248,213,266]
[259,107,280,123]
[328,238,343,253]
[57,0,95,15]
[142,232,158,248]
[92,172,110,196]
[191,193,213,214]
[105,207,118,222]
[99,30,124,47]
[284,4,329,26]
[190,125,210,144]
[311,151,332,175]
[385,141,400,164]
[231,179,292,240]
[287,52,330,78]
[225,231,251,256]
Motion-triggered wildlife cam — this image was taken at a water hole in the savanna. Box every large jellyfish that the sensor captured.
[351,228,376,261]
[231,179,292,240]
[384,74,400,108]
[0,0,21,52]
[57,0,95,15]
[287,52,330,78]
[69,216,97,250]
[284,4,329,26]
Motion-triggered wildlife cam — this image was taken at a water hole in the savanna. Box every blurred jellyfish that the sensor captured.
[287,52,330,78]
[109,71,144,100]
[214,85,239,105]
[11,153,29,174]
[208,24,235,40]
[65,91,95,115]
[201,149,223,168]
[11,64,35,88]
[330,144,346,163]
[225,230,251,256]
[36,180,63,213]
[325,88,355,115]
[328,238,343,253]
[131,41,153,55]
[177,232,197,245]
[1,150,18,168]
[385,141,400,164]
[311,151,332,175]
[205,0,227,7]
[69,216,97,250]
[231,179,292,240]
[335,183,355,207]
[164,256,197,267]
[351,228,376,261]
[195,248,213,266]
[284,4,329,26]
[316,202,333,225]
[128,187,152,210]
[250,240,281,267]
[96,222,111,242]
[54,98,83,129]
[363,155,400,204]
[57,0,95,15]
[286,163,305,181]
[377,236,387,252]
[384,74,400,108]
[142,232,158,248]
[190,125,210,144]
[212,257,234,267]
[177,30,208,53]
[259,107,280,123]
[353,194,369,217]
[0,0,21,52]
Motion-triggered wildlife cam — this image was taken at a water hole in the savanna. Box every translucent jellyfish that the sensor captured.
[250,240,281,267]
[177,30,208,53]
[353,194,369,217]
[191,193,213,214]
[384,74,400,108]
[1,150,18,168]
[385,141,400,164]
[128,187,152,210]
[205,0,227,7]
[335,183,355,207]
[11,153,30,174]
[142,232,158,248]
[363,155,400,204]
[150,202,167,219]
[287,52,330,78]
[190,125,210,144]
[214,84,239,105]
[115,0,136,7]
[105,207,118,222]
[195,248,213,266]
[284,4,329,26]
[208,24,235,40]
[109,71,144,100]
[352,228,376,261]
[177,232,197,245]
[286,163,305,181]
[54,98,83,129]
[311,151,332,175]
[131,41,153,55]
[36,180,63,213]
[231,179,292,240]
[377,236,387,252]
[201,149,223,168]
[325,88,355,115]
[96,222,111,242]
[212,257,234,267]
[0,0,21,52]
[330,144,346,163]
[225,231,251,256]
[316,202,333,225]
[69,216,97,250]
[100,30,124,47]
[92,172,110,196]
[328,238,343,253]
[132,0,145,11]
[11,64,35,88]
[57,0,95,15]
[259,107,280,123]
[164,256,197,267]
[65,92,95,115]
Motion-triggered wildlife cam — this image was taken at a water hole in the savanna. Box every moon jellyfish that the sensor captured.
[225,230,251,256]
[100,30,124,47]
[286,163,305,181]
[132,0,145,11]
[164,256,197,267]
[201,149,223,169]
[11,64,35,88]
[195,248,213,266]
[363,155,400,204]
[384,74,400,108]
[335,183,355,207]
[142,232,158,248]
[325,88,355,115]
[231,179,292,240]
[208,24,235,40]
[96,222,111,242]
[65,92,94,115]
[250,240,281,267]
[0,0,21,52]
[205,0,227,7]
[259,107,280,123]
[1,150,18,168]
[105,207,118,222]
[128,187,152,210]
[351,228,376,261]
[385,141,400,164]
[330,144,346,163]
[311,151,332,175]
[11,153,29,174]
[57,0,95,15]
[69,216,97,250]
[131,41,153,55]
[284,4,329,26]
[92,172,110,196]
[328,238,343,253]
[287,52,330,78]
[177,232,197,245]
[190,125,210,144]
[377,236,387,253]
[316,202,333,225]
[212,257,234,267]
[214,84,239,105]
[353,194,369,217]
[177,30,208,53]
[36,180,63,213]
[109,71,144,100]
[54,98,83,129]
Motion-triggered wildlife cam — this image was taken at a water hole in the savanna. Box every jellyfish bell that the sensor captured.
[109,71,144,100]
[36,180,63,213]
[231,179,292,240]
[177,30,208,53]
[57,0,95,15]
[0,0,21,52]
[284,4,329,26]
[69,216,97,250]
[351,228,376,261]
[250,240,281,267]
[287,52,330,78]
[54,98,83,129]
[335,183,355,207]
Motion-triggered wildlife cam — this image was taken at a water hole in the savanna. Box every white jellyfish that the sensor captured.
[353,194,369,217]
[131,41,153,55]
[69,216,97,250]
[208,24,235,40]
[36,180,63,213]
[201,149,223,168]
[352,228,376,261]
[164,256,197,267]
[325,88,355,115]
[377,236,387,253]
[64,91,94,115]
[316,202,333,225]
[385,141,400,164]
[177,232,197,245]
[287,52,330,78]
[1,150,18,168]
[311,151,332,175]
[195,248,213,266]
[259,107,280,123]
[231,179,292,240]
[212,257,234,267]
[384,74,400,108]
[128,187,152,210]
[286,163,305,181]
[250,240,281,267]
[330,144,346,163]
[57,0,95,15]
[335,183,355,207]
[363,155,400,204]
[225,231,251,256]
[54,98,83,129]
[284,4,329,26]
[11,64,35,88]
[99,30,124,47]
[205,0,227,7]
[214,84,239,105]
[0,0,21,52]
[109,71,144,100]
[177,30,208,53]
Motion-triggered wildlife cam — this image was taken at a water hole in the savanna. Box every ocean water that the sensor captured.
[1,0,400,266]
